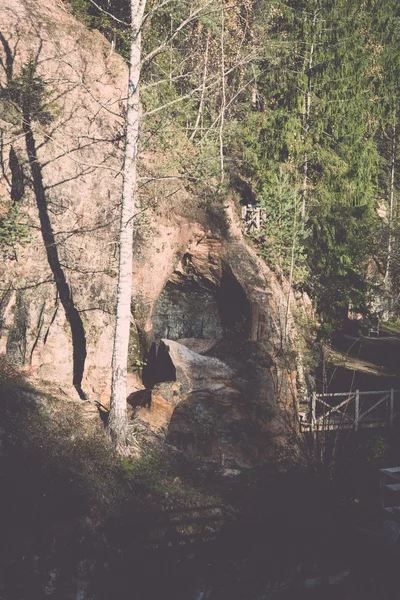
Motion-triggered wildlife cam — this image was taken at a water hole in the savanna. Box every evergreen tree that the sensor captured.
[229,0,383,330]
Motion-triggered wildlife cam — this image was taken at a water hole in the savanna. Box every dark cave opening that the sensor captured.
[142,341,177,388]
[152,279,223,341]
[146,269,251,385]
[216,270,251,340]
[152,269,250,343]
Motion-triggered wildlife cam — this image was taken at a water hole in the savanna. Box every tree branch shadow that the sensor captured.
[0,27,88,399]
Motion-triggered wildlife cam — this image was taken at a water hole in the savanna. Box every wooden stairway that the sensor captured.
[380,467,400,522]
[355,467,400,547]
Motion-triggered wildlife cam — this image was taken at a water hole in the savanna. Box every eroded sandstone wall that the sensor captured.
[128,203,299,467]
[0,0,126,400]
[0,0,300,466]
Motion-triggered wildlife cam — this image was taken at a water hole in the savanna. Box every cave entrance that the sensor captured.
[147,268,250,385]
[152,278,223,341]
[142,341,176,388]
[152,268,251,343]
[216,270,251,340]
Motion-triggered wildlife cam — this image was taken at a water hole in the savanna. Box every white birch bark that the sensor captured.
[301,12,316,222]
[384,122,396,287]
[382,122,396,321]
[190,33,210,141]
[219,5,226,184]
[284,192,298,343]
[108,0,147,448]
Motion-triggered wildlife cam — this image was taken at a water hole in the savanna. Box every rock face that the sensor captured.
[0,0,299,466]
[0,0,126,400]
[130,208,298,467]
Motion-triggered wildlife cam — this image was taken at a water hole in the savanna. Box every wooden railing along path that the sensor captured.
[300,389,400,432]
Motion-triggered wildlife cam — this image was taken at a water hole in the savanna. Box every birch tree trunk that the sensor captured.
[190,33,210,142]
[284,191,298,343]
[301,11,316,222]
[384,121,396,287]
[219,4,226,184]
[382,121,396,321]
[108,0,147,448]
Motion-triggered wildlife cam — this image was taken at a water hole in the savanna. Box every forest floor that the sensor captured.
[2,344,400,599]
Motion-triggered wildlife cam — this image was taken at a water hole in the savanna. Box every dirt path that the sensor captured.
[319,326,400,393]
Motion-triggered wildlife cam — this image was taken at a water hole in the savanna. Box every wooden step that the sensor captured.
[384,506,400,519]
[384,483,400,493]
[380,467,400,481]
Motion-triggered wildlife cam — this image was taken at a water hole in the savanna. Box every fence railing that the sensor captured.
[241,205,262,231]
[300,389,399,432]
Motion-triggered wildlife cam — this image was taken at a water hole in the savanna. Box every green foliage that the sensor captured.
[120,456,136,479]
[129,445,170,490]
[65,0,400,333]
[66,0,130,57]
[124,441,220,507]
[307,204,379,331]
[251,169,308,282]
[363,435,390,463]
[0,204,30,250]
[225,0,394,332]
[0,61,55,125]
[132,358,147,368]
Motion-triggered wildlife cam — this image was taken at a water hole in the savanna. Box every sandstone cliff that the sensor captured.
[0,0,300,467]
[128,203,299,466]
[0,0,125,396]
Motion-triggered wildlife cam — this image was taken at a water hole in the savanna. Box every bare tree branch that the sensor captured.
[143,51,257,117]
[85,0,130,26]
[143,0,215,65]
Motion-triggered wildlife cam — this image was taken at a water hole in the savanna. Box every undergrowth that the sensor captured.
[123,440,220,509]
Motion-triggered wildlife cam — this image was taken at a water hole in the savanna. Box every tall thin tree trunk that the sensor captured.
[384,121,396,289]
[301,13,316,222]
[219,4,226,184]
[190,33,210,142]
[108,0,147,448]
[278,174,283,281]
[284,192,298,343]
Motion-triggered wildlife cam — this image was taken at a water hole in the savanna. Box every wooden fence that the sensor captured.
[241,205,262,231]
[300,389,399,432]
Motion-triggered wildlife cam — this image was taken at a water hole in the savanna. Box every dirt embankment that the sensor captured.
[319,325,400,393]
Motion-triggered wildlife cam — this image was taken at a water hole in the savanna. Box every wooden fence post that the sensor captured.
[390,388,394,428]
[255,207,261,230]
[355,390,360,431]
[311,392,316,434]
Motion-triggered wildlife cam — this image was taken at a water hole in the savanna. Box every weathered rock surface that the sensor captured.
[131,209,299,466]
[0,0,300,466]
[0,0,127,400]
